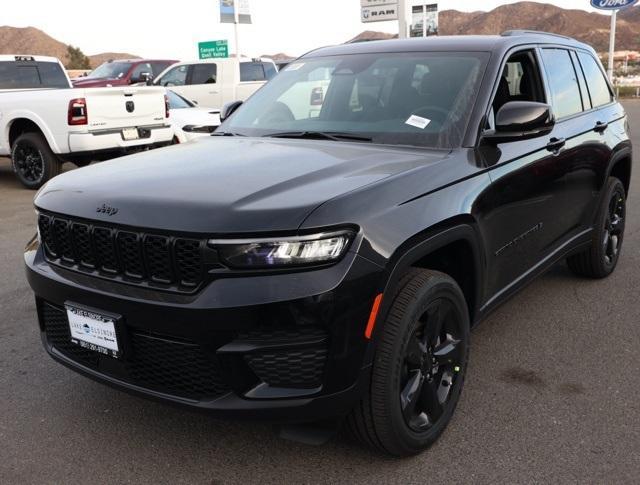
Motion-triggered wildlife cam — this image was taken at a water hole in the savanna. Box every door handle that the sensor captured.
[546,137,566,152]
[208,91,219,94]
[594,121,609,133]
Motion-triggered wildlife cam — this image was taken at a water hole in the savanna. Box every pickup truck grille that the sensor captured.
[38,213,205,292]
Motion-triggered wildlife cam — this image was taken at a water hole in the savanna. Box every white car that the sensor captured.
[0,55,173,189]
[166,90,221,143]
[154,58,277,109]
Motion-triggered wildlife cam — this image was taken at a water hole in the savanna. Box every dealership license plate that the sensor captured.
[122,127,139,141]
[66,305,120,358]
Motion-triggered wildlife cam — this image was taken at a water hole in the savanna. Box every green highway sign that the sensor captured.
[198,40,229,59]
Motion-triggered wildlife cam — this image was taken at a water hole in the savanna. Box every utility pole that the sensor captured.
[398,0,409,39]
[607,10,617,81]
[234,9,241,57]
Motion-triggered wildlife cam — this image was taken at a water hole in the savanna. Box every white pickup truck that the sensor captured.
[0,55,173,189]
[153,57,277,110]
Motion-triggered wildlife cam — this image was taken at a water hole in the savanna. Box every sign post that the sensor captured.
[590,0,639,81]
[219,0,252,57]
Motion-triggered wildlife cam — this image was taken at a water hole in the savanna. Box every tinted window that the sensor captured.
[191,64,217,85]
[150,61,173,77]
[240,62,266,82]
[158,65,188,86]
[577,52,613,108]
[224,52,489,149]
[36,62,69,88]
[541,49,583,118]
[263,62,277,80]
[15,66,40,88]
[166,90,193,109]
[571,51,591,110]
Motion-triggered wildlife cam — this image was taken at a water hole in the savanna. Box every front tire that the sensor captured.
[567,177,626,278]
[347,269,470,456]
[11,132,61,189]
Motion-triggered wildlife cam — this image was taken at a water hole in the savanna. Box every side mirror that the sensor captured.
[131,72,153,85]
[484,101,554,143]
[220,100,243,122]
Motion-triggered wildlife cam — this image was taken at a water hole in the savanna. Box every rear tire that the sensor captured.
[346,269,470,456]
[11,132,61,189]
[567,177,626,278]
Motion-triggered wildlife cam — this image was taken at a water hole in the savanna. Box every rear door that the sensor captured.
[184,63,221,108]
[538,47,611,232]
[83,87,167,131]
[236,61,271,101]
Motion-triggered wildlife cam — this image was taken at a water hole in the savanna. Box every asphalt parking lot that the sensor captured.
[1,101,639,485]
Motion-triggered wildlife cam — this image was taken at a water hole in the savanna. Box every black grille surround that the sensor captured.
[38,212,208,293]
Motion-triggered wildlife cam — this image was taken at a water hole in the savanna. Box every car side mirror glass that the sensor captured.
[220,100,243,122]
[484,101,554,143]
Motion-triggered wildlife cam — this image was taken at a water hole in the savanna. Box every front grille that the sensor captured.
[38,213,205,292]
[246,348,328,389]
[40,302,231,400]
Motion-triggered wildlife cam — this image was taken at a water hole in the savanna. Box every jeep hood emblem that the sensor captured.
[96,204,119,216]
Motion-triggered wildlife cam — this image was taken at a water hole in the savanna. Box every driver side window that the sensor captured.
[159,65,188,87]
[488,49,546,129]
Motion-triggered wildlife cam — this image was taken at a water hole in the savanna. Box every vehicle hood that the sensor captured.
[169,107,221,129]
[35,138,450,234]
[72,77,124,87]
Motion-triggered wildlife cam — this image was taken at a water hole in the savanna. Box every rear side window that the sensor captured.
[240,62,267,82]
[577,52,613,108]
[263,62,277,80]
[36,62,69,88]
[191,64,217,85]
[540,49,583,119]
[0,61,68,89]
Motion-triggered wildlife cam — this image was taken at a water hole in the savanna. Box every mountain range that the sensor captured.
[2,2,639,68]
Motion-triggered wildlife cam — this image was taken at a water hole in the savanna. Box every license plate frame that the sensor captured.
[121,127,139,141]
[65,303,122,359]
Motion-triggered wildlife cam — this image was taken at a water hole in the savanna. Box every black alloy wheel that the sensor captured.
[11,132,61,190]
[602,188,625,266]
[567,177,626,278]
[346,269,470,456]
[13,143,44,184]
[400,298,465,432]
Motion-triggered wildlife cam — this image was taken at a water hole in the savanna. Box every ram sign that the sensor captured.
[361,1,399,23]
[590,0,639,9]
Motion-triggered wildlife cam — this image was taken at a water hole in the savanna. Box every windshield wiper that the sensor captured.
[211,131,246,137]
[265,131,373,142]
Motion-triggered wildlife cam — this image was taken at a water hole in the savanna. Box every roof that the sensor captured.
[169,57,276,66]
[0,54,61,63]
[303,32,595,58]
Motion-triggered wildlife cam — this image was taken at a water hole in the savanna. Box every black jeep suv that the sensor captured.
[26,32,632,456]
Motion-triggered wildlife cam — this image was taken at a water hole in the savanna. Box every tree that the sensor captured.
[66,45,91,70]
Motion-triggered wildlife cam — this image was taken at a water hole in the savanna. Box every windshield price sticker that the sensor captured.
[405,115,431,129]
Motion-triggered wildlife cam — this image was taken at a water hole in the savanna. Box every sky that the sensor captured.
[4,1,612,60]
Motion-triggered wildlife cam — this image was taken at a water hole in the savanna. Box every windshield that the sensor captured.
[221,52,489,148]
[166,90,193,109]
[87,62,132,79]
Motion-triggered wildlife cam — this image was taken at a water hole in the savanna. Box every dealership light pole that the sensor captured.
[398,0,409,39]
[607,9,617,81]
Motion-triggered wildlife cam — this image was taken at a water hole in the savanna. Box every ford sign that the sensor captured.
[591,0,639,10]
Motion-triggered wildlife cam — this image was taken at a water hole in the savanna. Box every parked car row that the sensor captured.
[1,54,279,188]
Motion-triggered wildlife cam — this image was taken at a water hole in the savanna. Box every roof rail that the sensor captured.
[501,30,572,41]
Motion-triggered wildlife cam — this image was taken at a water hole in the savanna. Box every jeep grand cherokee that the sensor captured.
[25,32,632,456]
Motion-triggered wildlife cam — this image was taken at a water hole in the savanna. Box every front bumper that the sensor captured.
[25,239,383,422]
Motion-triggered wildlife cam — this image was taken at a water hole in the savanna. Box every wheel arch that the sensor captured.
[607,148,632,196]
[5,115,60,154]
[378,216,485,329]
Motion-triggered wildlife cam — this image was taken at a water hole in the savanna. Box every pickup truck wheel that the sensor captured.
[346,269,470,456]
[567,177,626,278]
[11,132,61,189]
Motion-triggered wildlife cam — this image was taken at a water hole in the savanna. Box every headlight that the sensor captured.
[182,124,217,133]
[209,231,354,268]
